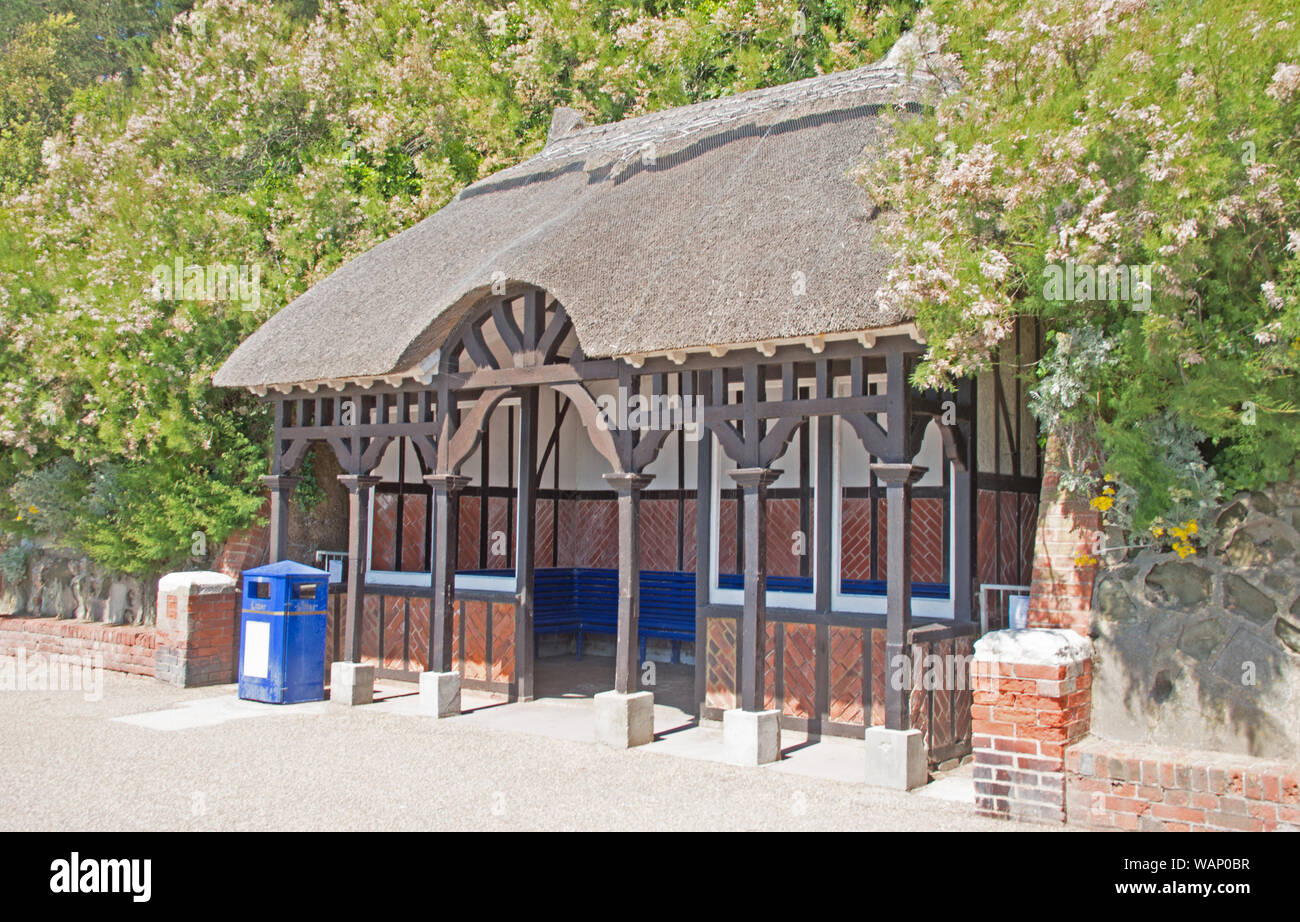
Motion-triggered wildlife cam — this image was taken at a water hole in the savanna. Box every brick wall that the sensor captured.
[973,628,1093,824]
[155,572,241,687]
[213,499,270,579]
[1026,439,1100,636]
[0,616,156,676]
[1066,738,1300,831]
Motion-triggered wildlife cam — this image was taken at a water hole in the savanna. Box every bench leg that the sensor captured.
[672,639,679,665]
[639,635,646,668]
[576,630,583,660]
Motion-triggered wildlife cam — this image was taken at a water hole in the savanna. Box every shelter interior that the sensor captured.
[264,286,1040,764]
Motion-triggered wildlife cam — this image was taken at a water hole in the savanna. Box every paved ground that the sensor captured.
[0,660,1059,831]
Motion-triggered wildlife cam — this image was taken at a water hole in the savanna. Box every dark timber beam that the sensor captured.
[338,474,381,663]
[605,472,653,694]
[261,473,299,564]
[513,386,539,702]
[425,473,470,673]
[872,462,925,730]
[730,467,779,712]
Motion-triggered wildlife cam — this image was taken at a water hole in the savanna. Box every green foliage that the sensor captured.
[861,0,1300,532]
[0,0,913,576]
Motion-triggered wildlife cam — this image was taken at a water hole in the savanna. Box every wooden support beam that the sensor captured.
[338,474,381,663]
[605,472,653,694]
[730,467,778,712]
[426,473,470,673]
[513,387,539,701]
[871,462,925,730]
[261,473,300,564]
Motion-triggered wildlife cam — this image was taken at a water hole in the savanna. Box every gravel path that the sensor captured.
[0,672,1055,831]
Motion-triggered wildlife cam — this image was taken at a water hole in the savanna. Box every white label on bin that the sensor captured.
[244,621,271,679]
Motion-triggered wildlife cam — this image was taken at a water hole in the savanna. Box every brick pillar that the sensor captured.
[1026,435,1101,636]
[972,628,1093,824]
[155,571,242,687]
[213,498,271,580]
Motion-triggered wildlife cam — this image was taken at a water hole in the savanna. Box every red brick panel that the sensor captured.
[400,493,428,571]
[840,496,872,581]
[359,594,381,667]
[460,600,488,680]
[870,628,886,727]
[457,495,480,570]
[535,499,554,568]
[705,616,737,711]
[782,622,816,719]
[491,602,515,683]
[1066,740,1300,832]
[763,622,777,712]
[766,497,803,578]
[371,494,398,571]
[576,499,618,568]
[407,596,429,672]
[912,497,944,584]
[639,498,679,571]
[382,595,404,671]
[828,626,865,726]
[485,497,512,570]
[717,497,739,575]
[680,499,698,571]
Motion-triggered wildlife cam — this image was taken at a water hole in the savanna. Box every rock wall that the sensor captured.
[1091,486,1300,761]
[0,546,154,626]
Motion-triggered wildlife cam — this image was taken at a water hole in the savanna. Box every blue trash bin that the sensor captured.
[238,560,329,704]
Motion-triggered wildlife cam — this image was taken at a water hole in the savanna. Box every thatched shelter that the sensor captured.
[215,48,1040,778]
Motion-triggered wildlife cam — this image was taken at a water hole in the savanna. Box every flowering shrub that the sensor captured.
[862,0,1300,535]
[0,0,912,574]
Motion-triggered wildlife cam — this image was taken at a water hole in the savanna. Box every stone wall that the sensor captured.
[1090,485,1300,762]
[0,545,153,625]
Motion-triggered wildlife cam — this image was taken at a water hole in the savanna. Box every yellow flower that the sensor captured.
[1173,541,1195,559]
[1150,526,1164,537]
[1089,495,1114,512]
[27,505,37,514]
[1104,474,1115,482]
[1103,486,1116,496]
[1075,554,1099,567]
[1184,521,1198,535]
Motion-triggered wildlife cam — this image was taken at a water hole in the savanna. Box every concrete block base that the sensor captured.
[593,690,655,748]
[722,708,781,765]
[864,726,928,790]
[418,671,461,718]
[329,661,374,706]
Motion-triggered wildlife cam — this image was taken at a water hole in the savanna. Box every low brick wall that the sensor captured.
[0,615,157,676]
[1066,737,1300,831]
[972,628,1093,824]
[155,571,241,688]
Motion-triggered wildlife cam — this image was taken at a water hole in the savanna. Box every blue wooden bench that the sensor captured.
[462,568,950,665]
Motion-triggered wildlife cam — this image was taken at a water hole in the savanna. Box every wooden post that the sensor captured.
[425,473,470,673]
[338,474,380,663]
[871,462,925,730]
[605,472,653,694]
[514,387,539,702]
[261,473,299,564]
[730,467,778,712]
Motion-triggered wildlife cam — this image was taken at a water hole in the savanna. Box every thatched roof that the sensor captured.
[215,47,945,389]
